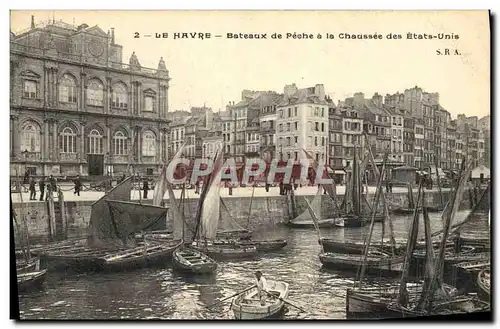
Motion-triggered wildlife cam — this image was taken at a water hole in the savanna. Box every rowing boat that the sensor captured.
[477,269,490,302]
[17,269,47,293]
[172,247,217,274]
[190,241,258,260]
[231,280,289,319]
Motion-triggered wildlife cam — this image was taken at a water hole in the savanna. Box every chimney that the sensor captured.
[110,27,115,44]
[314,84,325,100]
[283,83,298,97]
[31,15,35,29]
[353,92,365,106]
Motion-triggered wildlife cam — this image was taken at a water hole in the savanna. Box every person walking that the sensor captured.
[39,177,45,201]
[143,179,149,199]
[74,175,82,196]
[29,178,36,200]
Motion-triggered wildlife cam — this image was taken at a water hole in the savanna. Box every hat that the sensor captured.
[254,270,262,275]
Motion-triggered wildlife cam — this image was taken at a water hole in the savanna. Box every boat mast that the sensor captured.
[434,154,444,211]
[365,134,396,249]
[246,181,256,229]
[181,183,186,243]
[425,158,473,308]
[357,151,388,287]
[352,146,360,217]
[397,180,423,305]
[16,169,31,261]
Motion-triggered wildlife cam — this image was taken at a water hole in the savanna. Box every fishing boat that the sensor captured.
[346,282,459,318]
[476,269,490,302]
[17,269,48,293]
[37,176,177,272]
[16,257,40,274]
[371,159,489,318]
[392,183,416,215]
[217,229,252,241]
[97,239,182,271]
[320,249,404,274]
[12,178,48,292]
[170,183,218,275]
[335,146,385,228]
[231,281,289,319]
[189,148,258,260]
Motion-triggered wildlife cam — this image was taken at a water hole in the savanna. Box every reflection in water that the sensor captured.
[18,211,480,320]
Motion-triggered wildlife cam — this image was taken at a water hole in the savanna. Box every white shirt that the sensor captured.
[256,276,267,292]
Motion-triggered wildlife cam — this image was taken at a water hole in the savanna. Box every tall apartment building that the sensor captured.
[402,112,415,167]
[170,117,187,156]
[259,94,281,161]
[10,17,170,177]
[414,118,425,169]
[387,108,404,163]
[202,112,223,159]
[338,96,364,167]
[220,111,233,156]
[276,84,329,163]
[328,101,343,169]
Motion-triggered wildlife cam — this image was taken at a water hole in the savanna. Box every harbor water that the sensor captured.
[17,211,476,320]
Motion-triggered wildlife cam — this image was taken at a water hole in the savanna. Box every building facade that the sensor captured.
[328,102,343,169]
[276,84,329,163]
[10,19,171,178]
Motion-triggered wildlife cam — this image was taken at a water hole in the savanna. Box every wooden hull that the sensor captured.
[231,281,289,320]
[477,269,490,302]
[319,239,402,255]
[97,240,183,271]
[16,258,40,274]
[319,252,404,274]
[17,269,47,293]
[172,248,217,274]
[217,230,252,241]
[191,243,258,260]
[346,283,460,319]
[334,214,385,227]
[235,239,288,252]
[386,297,489,318]
[288,218,336,228]
[391,208,416,215]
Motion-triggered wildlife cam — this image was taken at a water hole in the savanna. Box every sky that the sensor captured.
[10,10,490,118]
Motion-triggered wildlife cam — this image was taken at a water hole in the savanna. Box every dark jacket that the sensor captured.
[39,180,46,190]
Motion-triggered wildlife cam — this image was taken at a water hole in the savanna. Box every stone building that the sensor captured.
[258,92,282,161]
[276,84,329,163]
[10,18,170,178]
[337,98,364,167]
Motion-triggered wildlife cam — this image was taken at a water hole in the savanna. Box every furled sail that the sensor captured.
[87,176,133,248]
[105,200,168,246]
[153,142,187,206]
[197,146,224,241]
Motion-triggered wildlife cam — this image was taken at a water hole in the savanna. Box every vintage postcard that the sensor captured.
[10,10,490,320]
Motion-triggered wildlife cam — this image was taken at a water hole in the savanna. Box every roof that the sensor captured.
[278,87,328,106]
[364,100,389,116]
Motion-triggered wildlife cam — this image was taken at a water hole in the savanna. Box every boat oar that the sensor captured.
[264,291,307,313]
[206,285,256,308]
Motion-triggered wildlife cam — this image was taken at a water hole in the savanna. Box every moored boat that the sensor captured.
[319,249,404,274]
[217,239,287,252]
[217,229,252,240]
[191,241,258,260]
[172,247,217,274]
[346,282,458,319]
[288,218,336,228]
[334,214,385,228]
[231,280,289,319]
[97,240,182,271]
[477,269,490,302]
[16,257,40,274]
[17,269,48,293]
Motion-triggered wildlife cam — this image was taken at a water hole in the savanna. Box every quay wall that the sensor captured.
[12,189,473,245]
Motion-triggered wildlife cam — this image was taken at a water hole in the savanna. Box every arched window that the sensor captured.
[112,84,128,109]
[60,127,76,153]
[88,129,103,154]
[59,74,77,103]
[142,131,156,157]
[87,80,104,106]
[113,131,128,156]
[20,122,41,153]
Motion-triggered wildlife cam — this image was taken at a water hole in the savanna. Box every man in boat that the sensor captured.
[254,270,268,305]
